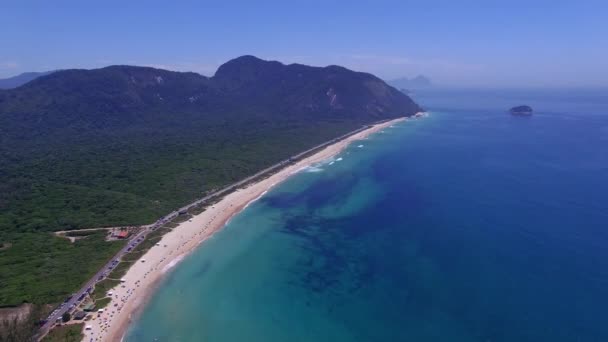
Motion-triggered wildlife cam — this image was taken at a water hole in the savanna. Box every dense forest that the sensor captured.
[0,56,420,308]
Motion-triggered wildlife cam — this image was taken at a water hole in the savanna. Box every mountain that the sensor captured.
[0,71,55,89]
[388,75,432,91]
[0,55,420,312]
[0,55,420,233]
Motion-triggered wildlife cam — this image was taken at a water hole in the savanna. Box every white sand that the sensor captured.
[84,117,406,341]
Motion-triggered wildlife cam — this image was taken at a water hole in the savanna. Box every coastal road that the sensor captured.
[36,119,390,339]
[38,227,151,336]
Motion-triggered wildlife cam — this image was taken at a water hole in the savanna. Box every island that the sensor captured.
[510,105,533,116]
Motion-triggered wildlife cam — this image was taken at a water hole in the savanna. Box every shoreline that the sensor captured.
[85,116,408,342]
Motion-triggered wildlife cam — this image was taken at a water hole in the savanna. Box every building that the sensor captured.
[116,230,129,239]
[82,302,95,312]
[73,311,87,320]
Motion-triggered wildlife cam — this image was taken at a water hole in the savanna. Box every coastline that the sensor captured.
[85,116,408,342]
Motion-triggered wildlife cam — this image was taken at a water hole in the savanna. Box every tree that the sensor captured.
[61,312,70,323]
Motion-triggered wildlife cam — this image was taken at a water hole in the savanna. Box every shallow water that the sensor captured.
[126,89,608,341]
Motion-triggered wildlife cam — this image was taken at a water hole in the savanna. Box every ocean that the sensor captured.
[125,88,608,341]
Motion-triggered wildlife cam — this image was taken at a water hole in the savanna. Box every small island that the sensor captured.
[510,105,533,116]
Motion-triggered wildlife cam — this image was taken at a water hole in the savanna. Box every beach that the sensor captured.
[84,117,406,342]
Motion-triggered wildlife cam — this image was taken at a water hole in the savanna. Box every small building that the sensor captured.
[82,302,95,312]
[73,311,86,320]
[117,230,129,239]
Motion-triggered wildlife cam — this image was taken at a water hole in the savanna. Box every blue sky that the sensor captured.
[1,0,606,86]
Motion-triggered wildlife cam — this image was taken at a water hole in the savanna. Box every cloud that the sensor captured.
[344,54,412,66]
[95,59,113,66]
[260,53,485,84]
[0,61,19,69]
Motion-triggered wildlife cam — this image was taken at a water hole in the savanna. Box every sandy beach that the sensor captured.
[84,117,407,341]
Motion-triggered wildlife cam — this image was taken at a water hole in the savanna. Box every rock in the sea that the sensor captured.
[510,105,533,115]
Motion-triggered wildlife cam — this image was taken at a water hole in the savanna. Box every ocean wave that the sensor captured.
[162,255,185,273]
[304,166,324,173]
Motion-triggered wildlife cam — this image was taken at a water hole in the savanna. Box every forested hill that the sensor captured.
[0,55,420,234]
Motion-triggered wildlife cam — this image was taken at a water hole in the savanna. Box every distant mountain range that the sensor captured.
[0,71,55,89]
[387,75,432,91]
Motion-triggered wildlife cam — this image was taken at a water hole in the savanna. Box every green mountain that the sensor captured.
[0,55,419,233]
[0,56,420,307]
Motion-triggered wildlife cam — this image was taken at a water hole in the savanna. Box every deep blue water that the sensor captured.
[127,88,608,341]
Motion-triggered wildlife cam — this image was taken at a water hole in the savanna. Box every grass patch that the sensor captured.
[121,250,146,263]
[93,279,119,300]
[95,297,111,309]
[110,261,133,280]
[42,323,84,342]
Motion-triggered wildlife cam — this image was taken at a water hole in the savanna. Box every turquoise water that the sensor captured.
[127,89,608,341]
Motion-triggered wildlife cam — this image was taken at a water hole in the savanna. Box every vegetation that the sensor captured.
[0,231,125,306]
[92,279,119,301]
[61,312,70,323]
[95,297,111,309]
[0,305,46,342]
[64,230,104,237]
[41,323,83,342]
[110,261,133,280]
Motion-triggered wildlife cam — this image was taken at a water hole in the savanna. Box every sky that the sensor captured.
[1,0,607,87]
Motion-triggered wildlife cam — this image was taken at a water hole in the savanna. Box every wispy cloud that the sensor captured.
[338,54,485,73]
[344,54,412,66]
[264,53,485,84]
[0,61,19,69]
